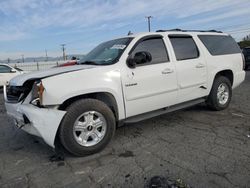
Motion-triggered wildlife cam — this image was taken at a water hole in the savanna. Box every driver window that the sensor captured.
[131,38,169,65]
[0,65,11,73]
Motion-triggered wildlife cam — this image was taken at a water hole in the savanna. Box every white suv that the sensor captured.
[4,30,245,156]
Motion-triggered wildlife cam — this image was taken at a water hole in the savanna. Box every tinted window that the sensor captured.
[0,65,11,73]
[198,35,241,56]
[131,38,169,64]
[169,36,199,61]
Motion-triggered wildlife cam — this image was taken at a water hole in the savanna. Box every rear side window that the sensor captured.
[131,38,169,64]
[198,35,241,56]
[169,36,199,61]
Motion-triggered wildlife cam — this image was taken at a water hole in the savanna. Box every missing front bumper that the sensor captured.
[5,102,66,148]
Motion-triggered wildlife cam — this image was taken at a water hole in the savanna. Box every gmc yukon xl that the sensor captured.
[4,29,245,156]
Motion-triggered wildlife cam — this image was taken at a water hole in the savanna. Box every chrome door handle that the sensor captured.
[196,63,205,68]
[162,68,174,74]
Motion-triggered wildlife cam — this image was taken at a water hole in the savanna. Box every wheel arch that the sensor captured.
[58,92,119,121]
[214,69,234,86]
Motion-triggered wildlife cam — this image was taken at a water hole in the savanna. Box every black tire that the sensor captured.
[206,76,232,111]
[59,99,116,156]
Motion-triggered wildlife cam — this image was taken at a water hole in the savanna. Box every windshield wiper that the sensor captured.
[80,61,99,65]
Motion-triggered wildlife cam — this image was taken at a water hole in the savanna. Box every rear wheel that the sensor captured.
[59,99,116,156]
[206,76,232,111]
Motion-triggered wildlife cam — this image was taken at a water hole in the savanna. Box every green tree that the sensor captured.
[238,34,250,48]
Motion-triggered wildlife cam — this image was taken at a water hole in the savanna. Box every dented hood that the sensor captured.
[9,65,96,86]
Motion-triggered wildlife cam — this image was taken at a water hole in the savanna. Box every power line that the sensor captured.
[226,27,250,34]
[216,23,250,31]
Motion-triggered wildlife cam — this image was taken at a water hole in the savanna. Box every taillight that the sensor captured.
[241,53,245,70]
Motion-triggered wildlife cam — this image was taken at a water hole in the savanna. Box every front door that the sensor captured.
[121,36,178,117]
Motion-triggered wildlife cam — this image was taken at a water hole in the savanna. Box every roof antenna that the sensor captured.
[127,31,133,36]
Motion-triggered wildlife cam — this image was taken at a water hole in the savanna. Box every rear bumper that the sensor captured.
[5,102,66,148]
[233,71,246,89]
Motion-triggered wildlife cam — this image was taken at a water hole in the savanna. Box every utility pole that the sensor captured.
[21,54,24,63]
[127,31,133,36]
[61,44,66,61]
[145,16,153,32]
[7,58,10,64]
[45,49,48,62]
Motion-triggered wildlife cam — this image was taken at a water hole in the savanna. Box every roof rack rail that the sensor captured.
[156,29,223,33]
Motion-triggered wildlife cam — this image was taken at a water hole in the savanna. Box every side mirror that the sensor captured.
[127,57,136,68]
[10,69,16,73]
[126,51,152,68]
[134,51,152,65]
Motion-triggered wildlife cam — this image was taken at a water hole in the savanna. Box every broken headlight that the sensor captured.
[30,80,45,106]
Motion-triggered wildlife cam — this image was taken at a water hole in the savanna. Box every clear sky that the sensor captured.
[0,0,250,60]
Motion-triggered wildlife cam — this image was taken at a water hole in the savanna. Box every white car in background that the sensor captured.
[0,64,24,87]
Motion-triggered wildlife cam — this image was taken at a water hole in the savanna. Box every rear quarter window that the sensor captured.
[198,35,241,56]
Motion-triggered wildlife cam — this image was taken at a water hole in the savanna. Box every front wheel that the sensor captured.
[59,99,116,156]
[206,76,232,111]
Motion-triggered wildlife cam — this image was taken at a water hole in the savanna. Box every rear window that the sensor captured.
[198,35,241,56]
[169,36,199,61]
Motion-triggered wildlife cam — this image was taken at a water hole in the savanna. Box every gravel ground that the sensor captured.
[0,72,250,188]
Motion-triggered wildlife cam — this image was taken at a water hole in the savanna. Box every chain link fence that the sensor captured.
[8,61,65,72]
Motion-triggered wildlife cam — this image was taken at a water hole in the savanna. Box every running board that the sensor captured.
[124,98,205,123]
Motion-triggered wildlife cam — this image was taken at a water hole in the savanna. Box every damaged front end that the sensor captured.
[4,80,66,148]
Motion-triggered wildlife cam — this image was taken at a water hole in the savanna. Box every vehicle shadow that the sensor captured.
[184,103,211,112]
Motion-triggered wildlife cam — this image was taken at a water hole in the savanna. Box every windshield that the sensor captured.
[79,37,132,65]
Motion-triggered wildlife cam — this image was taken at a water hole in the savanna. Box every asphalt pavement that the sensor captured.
[0,71,250,188]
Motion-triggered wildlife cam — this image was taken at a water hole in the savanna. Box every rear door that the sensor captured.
[121,36,178,117]
[169,35,208,103]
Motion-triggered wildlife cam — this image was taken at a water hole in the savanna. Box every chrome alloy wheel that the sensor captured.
[73,111,107,147]
[217,83,229,105]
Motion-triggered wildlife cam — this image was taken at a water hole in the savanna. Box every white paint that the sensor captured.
[4,31,246,149]
[5,101,66,148]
